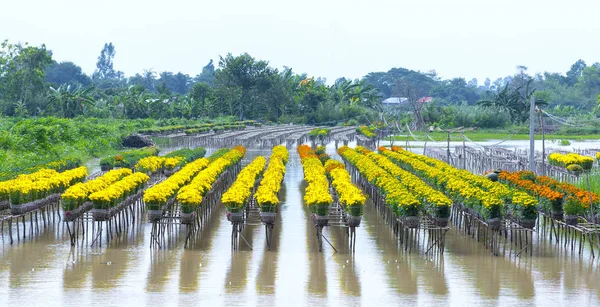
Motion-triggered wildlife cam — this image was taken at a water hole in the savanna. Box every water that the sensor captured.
[3,139,600,306]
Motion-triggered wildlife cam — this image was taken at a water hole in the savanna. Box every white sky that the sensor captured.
[1,0,599,84]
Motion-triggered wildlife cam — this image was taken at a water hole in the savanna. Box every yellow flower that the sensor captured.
[256,146,288,209]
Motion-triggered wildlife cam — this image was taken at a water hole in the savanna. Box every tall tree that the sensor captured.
[45,61,91,87]
[93,43,117,80]
[0,40,53,115]
[566,59,587,86]
[214,53,274,120]
[195,59,215,86]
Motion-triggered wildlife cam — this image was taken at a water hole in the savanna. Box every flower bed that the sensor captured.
[165,147,207,162]
[61,168,132,220]
[99,146,160,171]
[498,171,563,217]
[135,156,185,174]
[380,147,504,224]
[255,146,288,216]
[328,167,365,218]
[222,156,266,214]
[384,147,541,228]
[89,172,149,211]
[143,157,212,216]
[309,128,331,139]
[298,145,333,217]
[8,167,88,215]
[548,152,594,170]
[0,168,59,203]
[364,149,451,225]
[501,170,599,224]
[176,146,245,220]
[338,146,421,226]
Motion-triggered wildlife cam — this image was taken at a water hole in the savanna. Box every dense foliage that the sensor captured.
[1,39,599,131]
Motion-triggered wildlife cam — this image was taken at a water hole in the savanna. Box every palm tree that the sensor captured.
[47,85,95,118]
[478,81,546,122]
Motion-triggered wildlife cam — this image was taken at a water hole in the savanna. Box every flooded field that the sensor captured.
[1,139,600,306]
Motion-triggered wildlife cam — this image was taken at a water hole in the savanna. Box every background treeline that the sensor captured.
[1,40,599,129]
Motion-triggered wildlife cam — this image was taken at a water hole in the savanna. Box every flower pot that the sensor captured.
[434,217,449,228]
[228,212,244,223]
[487,218,501,230]
[552,211,564,221]
[519,218,536,229]
[180,212,196,225]
[11,205,25,216]
[403,216,420,228]
[346,215,362,227]
[564,215,578,226]
[312,214,329,227]
[63,202,93,222]
[147,210,164,222]
[260,212,277,224]
[92,209,110,221]
[0,200,8,211]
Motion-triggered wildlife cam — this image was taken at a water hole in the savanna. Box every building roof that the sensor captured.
[417,96,433,103]
[382,97,408,104]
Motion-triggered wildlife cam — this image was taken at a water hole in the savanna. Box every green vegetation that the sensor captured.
[165,147,206,162]
[99,147,160,171]
[575,172,600,195]
[0,116,234,179]
[558,139,571,146]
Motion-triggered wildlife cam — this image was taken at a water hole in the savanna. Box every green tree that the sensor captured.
[0,40,53,115]
[47,84,95,118]
[214,53,274,120]
[93,43,117,80]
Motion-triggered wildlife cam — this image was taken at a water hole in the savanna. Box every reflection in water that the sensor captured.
[255,184,285,295]
[224,225,255,293]
[63,249,91,289]
[179,199,224,292]
[329,226,362,296]
[146,248,180,292]
[361,199,418,295]
[9,228,59,288]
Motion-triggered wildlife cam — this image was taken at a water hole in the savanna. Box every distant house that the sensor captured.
[381,97,408,107]
[417,96,433,103]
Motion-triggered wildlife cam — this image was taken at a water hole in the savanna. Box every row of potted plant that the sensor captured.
[255,146,289,216]
[384,147,539,228]
[61,168,133,212]
[338,146,422,227]
[8,166,88,207]
[88,172,149,210]
[500,170,599,225]
[364,148,452,226]
[100,146,160,171]
[222,156,267,217]
[298,145,333,217]
[135,156,186,174]
[176,146,246,217]
[548,152,594,171]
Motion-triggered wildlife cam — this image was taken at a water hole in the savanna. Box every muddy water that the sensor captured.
[2,139,600,306]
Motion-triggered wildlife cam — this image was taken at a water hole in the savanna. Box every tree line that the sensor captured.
[1,40,599,128]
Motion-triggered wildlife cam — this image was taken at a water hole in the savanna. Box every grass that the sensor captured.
[575,170,600,195]
[0,116,235,180]
[386,130,600,142]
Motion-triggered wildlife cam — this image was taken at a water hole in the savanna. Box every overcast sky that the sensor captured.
[1,0,598,84]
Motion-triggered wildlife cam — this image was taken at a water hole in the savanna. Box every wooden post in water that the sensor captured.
[539,109,546,176]
[446,132,451,165]
[529,95,535,172]
[462,132,466,170]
